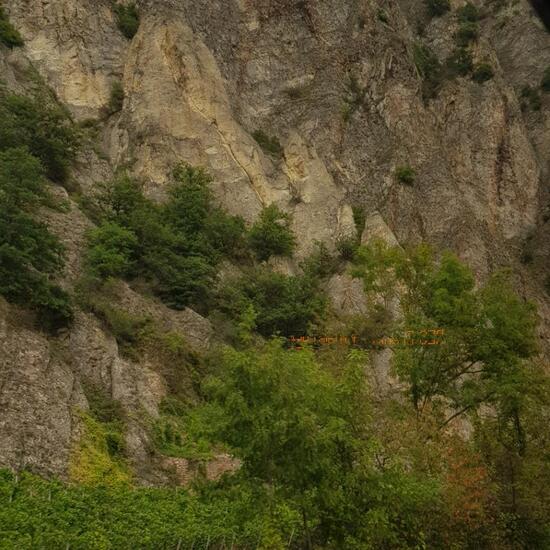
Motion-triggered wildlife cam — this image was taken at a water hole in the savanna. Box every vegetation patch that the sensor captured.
[342,74,367,122]
[0,90,78,331]
[0,7,23,48]
[521,85,542,111]
[425,0,451,18]
[83,166,247,313]
[0,92,78,183]
[217,266,327,338]
[108,81,124,114]
[252,129,284,158]
[457,2,481,22]
[113,3,139,40]
[396,165,416,185]
[472,63,495,84]
[152,398,217,461]
[69,410,131,487]
[446,47,474,77]
[248,204,296,261]
[456,20,479,47]
[413,42,443,101]
[82,381,125,425]
[336,235,360,262]
[376,9,389,24]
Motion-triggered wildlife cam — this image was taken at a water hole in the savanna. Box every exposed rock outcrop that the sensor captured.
[1,0,548,480]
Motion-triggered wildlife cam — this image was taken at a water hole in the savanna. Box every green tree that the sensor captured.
[0,147,72,330]
[248,204,296,261]
[218,267,327,337]
[84,222,138,279]
[84,167,245,312]
[196,341,443,548]
[352,241,538,431]
[0,93,78,183]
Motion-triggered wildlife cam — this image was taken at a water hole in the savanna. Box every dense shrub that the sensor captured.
[0,147,73,331]
[108,81,124,114]
[85,222,138,279]
[252,130,283,158]
[69,410,131,486]
[0,92,78,183]
[113,3,139,39]
[377,9,389,24]
[352,205,366,234]
[0,469,296,548]
[472,63,494,83]
[218,267,327,337]
[446,47,474,77]
[0,7,23,48]
[84,166,246,312]
[82,382,125,425]
[336,235,360,262]
[248,204,296,261]
[457,2,480,23]
[425,0,450,18]
[342,74,367,121]
[413,43,443,101]
[521,85,542,111]
[301,241,340,279]
[193,342,445,548]
[456,21,479,46]
[396,165,416,185]
[541,67,550,92]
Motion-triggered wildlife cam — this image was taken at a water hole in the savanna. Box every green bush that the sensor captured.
[336,235,360,262]
[456,21,479,46]
[521,85,542,111]
[457,2,480,22]
[352,205,366,234]
[541,67,550,92]
[446,47,474,77]
[84,166,246,312]
[377,9,389,24]
[82,382,124,425]
[472,63,494,84]
[113,3,139,39]
[342,74,367,121]
[0,469,295,548]
[413,43,443,101]
[425,0,450,17]
[108,81,124,114]
[0,7,23,48]
[252,130,283,158]
[81,294,152,356]
[84,222,138,279]
[248,204,296,261]
[396,165,416,185]
[0,92,78,183]
[195,342,443,548]
[218,268,326,337]
[300,241,340,279]
[0,147,73,331]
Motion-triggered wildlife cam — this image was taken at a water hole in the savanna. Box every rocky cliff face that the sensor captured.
[1,0,548,482]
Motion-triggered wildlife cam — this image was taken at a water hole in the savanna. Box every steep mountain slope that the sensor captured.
[0,0,548,485]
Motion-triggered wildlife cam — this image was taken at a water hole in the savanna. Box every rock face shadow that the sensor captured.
[529,0,550,31]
